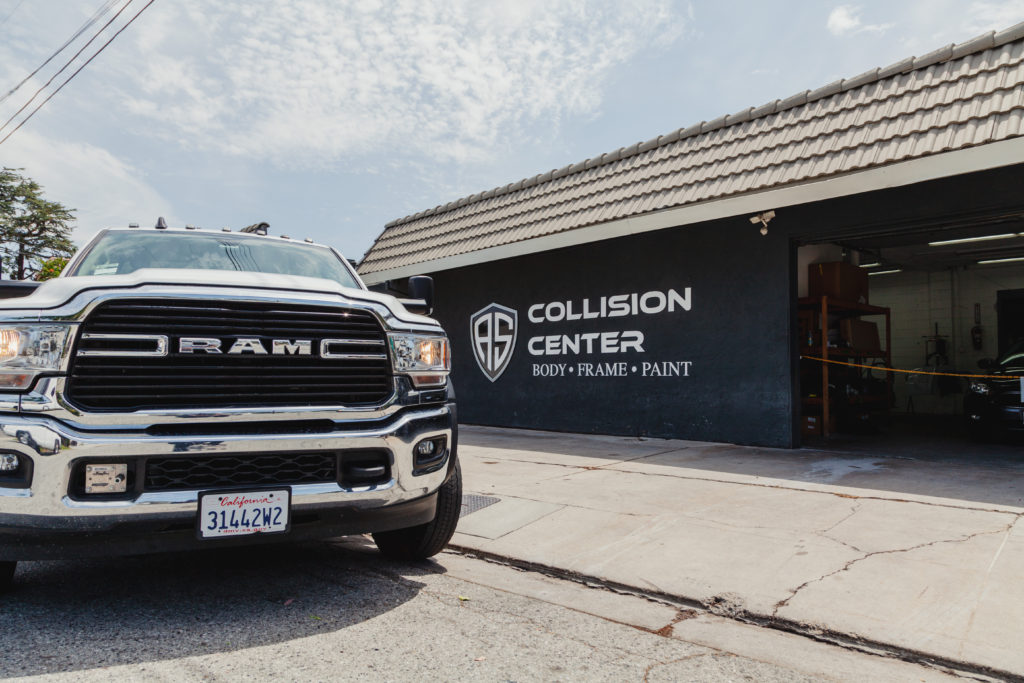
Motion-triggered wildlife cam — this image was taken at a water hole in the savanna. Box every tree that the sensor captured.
[0,168,76,280]
[36,256,69,281]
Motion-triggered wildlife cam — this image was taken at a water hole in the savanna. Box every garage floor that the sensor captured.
[803,413,1024,464]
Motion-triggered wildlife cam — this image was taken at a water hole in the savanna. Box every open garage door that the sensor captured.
[793,178,1024,454]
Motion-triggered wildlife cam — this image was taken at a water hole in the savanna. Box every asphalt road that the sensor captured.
[0,539,957,682]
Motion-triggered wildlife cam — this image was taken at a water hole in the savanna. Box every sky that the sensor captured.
[1,0,1023,263]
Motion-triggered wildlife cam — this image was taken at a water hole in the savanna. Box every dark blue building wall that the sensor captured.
[429,216,797,447]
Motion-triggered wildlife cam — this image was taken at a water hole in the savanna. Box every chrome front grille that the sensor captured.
[66,298,393,411]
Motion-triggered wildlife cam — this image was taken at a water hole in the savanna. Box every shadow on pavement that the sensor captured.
[0,539,441,677]
[463,419,1024,509]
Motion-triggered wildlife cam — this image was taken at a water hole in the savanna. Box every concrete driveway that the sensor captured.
[453,425,1024,680]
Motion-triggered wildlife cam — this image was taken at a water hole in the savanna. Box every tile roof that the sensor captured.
[359,23,1024,277]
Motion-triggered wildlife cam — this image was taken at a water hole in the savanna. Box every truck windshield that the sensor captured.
[67,231,361,288]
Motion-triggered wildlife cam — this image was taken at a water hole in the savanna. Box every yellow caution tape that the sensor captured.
[800,355,1022,380]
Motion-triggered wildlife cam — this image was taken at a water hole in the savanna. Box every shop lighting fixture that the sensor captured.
[867,269,902,276]
[858,262,881,268]
[928,233,1020,247]
[977,256,1024,265]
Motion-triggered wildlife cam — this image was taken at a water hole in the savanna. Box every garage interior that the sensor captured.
[796,206,1024,452]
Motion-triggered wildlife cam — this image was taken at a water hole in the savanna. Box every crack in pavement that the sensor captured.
[819,502,862,535]
[815,501,868,554]
[772,516,1022,616]
[642,652,715,683]
[452,547,1023,682]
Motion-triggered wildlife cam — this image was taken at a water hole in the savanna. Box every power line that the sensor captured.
[0,0,120,106]
[0,0,159,149]
[0,0,25,27]
[0,0,136,138]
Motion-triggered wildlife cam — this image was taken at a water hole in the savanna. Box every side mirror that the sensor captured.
[405,276,434,316]
[978,358,997,370]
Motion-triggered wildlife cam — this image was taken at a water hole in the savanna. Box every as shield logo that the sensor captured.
[470,303,517,382]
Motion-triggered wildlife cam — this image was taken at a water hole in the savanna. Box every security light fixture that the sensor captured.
[928,233,1020,247]
[749,210,775,236]
[858,262,881,268]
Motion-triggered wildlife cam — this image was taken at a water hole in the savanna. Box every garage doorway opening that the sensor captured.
[794,224,1024,455]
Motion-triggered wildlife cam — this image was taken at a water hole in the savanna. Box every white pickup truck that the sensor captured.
[0,223,460,590]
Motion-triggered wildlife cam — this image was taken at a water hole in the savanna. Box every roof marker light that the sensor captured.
[304,238,314,243]
[221,227,231,232]
[155,217,168,229]
[128,223,139,229]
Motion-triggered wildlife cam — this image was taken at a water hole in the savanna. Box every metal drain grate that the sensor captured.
[460,494,500,518]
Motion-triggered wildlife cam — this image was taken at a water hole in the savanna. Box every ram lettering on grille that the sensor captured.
[67,299,393,411]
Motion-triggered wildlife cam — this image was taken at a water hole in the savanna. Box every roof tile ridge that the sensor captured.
[381,150,650,239]
[389,107,1024,252]
[382,42,1024,242]
[380,22,1024,232]
[367,120,1024,271]
[649,67,1024,170]
[647,51,1024,163]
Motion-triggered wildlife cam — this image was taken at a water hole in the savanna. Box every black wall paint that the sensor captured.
[430,217,795,447]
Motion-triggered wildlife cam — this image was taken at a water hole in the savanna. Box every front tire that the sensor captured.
[373,461,462,560]
[0,561,15,592]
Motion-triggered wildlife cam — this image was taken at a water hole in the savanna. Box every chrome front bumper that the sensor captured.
[0,404,453,526]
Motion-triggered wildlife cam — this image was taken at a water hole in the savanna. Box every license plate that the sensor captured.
[197,488,291,539]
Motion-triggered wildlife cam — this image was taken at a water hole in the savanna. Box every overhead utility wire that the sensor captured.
[0,0,137,139]
[0,0,120,106]
[0,0,26,27]
[0,0,157,148]
[0,0,159,149]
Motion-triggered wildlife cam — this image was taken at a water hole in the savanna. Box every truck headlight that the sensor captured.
[969,381,990,395]
[0,325,71,390]
[388,333,450,388]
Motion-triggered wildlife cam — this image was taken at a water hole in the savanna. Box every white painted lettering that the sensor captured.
[528,336,545,355]
[640,290,665,314]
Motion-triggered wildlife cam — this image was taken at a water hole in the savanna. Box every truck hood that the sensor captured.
[3,269,440,328]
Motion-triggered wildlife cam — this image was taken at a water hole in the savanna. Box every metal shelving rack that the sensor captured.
[798,296,892,438]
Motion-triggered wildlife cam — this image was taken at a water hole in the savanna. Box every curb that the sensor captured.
[449,544,1022,683]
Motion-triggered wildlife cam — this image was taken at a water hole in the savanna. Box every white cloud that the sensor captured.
[826,4,893,36]
[963,0,1024,32]
[112,0,685,168]
[1,131,176,245]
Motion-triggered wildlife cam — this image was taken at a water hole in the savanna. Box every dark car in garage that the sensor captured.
[965,342,1024,439]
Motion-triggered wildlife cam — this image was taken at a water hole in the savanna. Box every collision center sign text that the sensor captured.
[471,287,693,381]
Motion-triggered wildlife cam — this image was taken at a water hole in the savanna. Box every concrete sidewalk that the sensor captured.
[452,426,1024,679]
